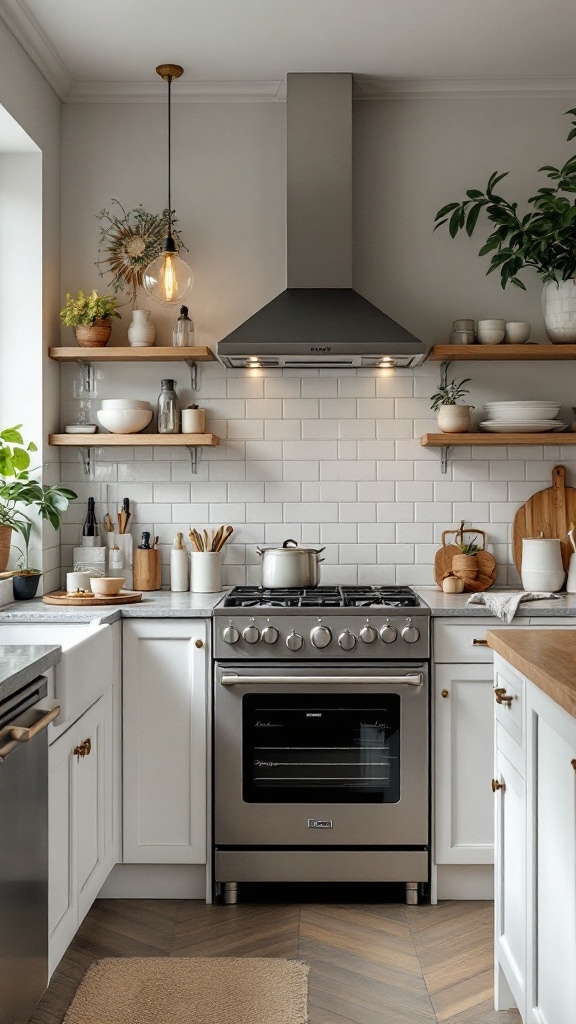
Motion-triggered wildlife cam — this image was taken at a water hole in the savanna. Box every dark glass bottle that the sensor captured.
[138,531,151,550]
[82,497,98,539]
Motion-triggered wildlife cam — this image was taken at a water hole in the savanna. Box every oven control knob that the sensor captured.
[222,625,240,645]
[360,625,378,644]
[261,625,279,645]
[401,623,420,644]
[286,630,304,651]
[243,624,260,644]
[311,626,332,649]
[380,624,398,644]
[338,629,357,651]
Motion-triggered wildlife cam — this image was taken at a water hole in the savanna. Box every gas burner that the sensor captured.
[222,585,420,609]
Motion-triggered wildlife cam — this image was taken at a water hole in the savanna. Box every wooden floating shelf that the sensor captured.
[427,344,576,362]
[49,433,220,447]
[49,346,215,362]
[421,433,576,447]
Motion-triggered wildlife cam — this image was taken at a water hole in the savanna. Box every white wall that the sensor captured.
[57,90,576,586]
[0,19,62,590]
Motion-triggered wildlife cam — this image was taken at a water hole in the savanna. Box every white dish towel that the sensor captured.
[467,591,559,624]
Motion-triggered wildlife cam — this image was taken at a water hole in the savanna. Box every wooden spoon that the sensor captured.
[215,525,234,551]
[211,526,224,552]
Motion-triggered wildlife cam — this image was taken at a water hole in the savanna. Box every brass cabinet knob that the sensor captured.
[472,638,489,646]
[74,738,92,761]
[492,778,505,792]
[195,638,204,648]
[494,687,514,706]
[441,689,449,699]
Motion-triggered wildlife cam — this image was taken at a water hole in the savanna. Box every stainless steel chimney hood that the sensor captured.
[218,73,426,369]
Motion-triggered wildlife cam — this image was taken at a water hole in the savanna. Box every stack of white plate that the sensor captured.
[480,401,565,433]
[97,398,153,434]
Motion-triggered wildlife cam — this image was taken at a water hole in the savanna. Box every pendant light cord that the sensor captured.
[167,74,172,239]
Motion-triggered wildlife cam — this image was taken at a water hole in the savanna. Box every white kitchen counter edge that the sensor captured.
[0,590,227,623]
[413,587,576,616]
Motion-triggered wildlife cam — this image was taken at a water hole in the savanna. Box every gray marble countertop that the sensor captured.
[414,587,576,617]
[0,590,227,623]
[0,645,61,701]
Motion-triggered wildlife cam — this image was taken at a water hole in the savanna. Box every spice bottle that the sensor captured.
[157,379,181,434]
[172,305,194,347]
[170,532,189,592]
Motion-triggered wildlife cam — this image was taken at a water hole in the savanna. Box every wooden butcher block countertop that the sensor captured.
[487,628,576,719]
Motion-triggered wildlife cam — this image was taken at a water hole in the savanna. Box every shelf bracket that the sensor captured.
[440,445,450,474]
[440,359,452,389]
[77,446,95,478]
[75,359,95,394]
[185,360,198,390]
[186,446,200,474]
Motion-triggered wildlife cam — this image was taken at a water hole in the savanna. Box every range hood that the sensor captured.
[218,73,425,369]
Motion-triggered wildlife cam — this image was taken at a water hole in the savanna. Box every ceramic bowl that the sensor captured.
[96,409,153,434]
[89,576,125,596]
[477,328,505,345]
[477,319,506,330]
[100,399,151,410]
[484,401,561,421]
[504,321,531,344]
[453,319,475,331]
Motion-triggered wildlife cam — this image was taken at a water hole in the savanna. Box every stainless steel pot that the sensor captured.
[257,539,325,588]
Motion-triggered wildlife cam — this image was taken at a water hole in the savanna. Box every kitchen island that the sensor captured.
[487,627,576,1024]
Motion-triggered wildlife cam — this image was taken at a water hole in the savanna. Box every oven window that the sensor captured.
[242,693,400,803]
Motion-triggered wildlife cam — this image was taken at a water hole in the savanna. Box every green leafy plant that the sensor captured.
[456,540,480,556]
[434,108,576,289]
[59,289,121,328]
[0,425,77,568]
[430,378,472,411]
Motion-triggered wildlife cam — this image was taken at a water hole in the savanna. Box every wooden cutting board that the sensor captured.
[513,465,576,573]
[43,589,142,606]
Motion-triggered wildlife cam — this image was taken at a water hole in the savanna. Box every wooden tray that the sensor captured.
[513,465,576,573]
[434,525,497,592]
[43,589,142,606]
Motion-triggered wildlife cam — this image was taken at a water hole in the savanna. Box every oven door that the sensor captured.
[213,662,429,848]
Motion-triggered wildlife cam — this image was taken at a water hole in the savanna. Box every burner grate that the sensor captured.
[222,585,420,609]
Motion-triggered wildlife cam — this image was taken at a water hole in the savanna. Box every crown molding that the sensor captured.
[354,76,576,99]
[0,0,72,98]
[67,79,286,103]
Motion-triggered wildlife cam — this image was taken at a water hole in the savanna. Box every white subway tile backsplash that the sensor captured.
[321,481,357,502]
[339,502,376,522]
[228,482,265,502]
[377,461,413,481]
[338,377,376,398]
[246,502,283,522]
[245,440,283,461]
[301,482,321,502]
[339,544,377,564]
[320,398,356,419]
[358,440,395,461]
[264,377,301,398]
[266,419,301,440]
[357,481,395,502]
[209,461,247,481]
[283,461,319,480]
[358,523,395,543]
[227,377,265,399]
[320,460,376,481]
[227,420,265,439]
[321,523,358,543]
[434,481,471,502]
[285,502,338,522]
[153,482,190,503]
[357,398,394,419]
[265,481,301,502]
[416,502,452,522]
[397,481,433,502]
[302,419,339,439]
[378,502,414,522]
[246,399,282,419]
[396,522,433,544]
[133,503,172,523]
[339,420,377,439]
[283,398,319,418]
[376,376,413,398]
[210,503,246,523]
[378,543,414,564]
[284,439,338,461]
[301,377,338,398]
[472,481,507,502]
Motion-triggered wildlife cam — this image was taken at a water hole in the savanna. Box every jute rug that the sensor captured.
[63,957,309,1024]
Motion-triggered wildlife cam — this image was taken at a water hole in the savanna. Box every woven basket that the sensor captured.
[0,524,12,572]
[74,318,112,348]
[451,553,479,583]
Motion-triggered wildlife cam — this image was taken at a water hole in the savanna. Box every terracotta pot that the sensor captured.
[74,318,112,348]
[452,553,479,583]
[437,405,473,433]
[0,524,12,572]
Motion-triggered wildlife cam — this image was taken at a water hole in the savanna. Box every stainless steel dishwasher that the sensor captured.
[0,677,60,1024]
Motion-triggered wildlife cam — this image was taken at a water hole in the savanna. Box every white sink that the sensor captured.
[0,621,113,725]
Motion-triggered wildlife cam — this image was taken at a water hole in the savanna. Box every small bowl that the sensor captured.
[89,576,125,597]
[478,318,506,330]
[453,319,475,331]
[449,329,476,345]
[100,399,151,409]
[477,328,505,345]
[97,408,153,434]
[504,322,531,344]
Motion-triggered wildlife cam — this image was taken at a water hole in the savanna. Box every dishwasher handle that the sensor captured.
[0,702,60,763]
[220,673,423,687]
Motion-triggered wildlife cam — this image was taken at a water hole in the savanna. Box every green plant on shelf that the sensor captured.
[59,289,121,327]
[430,378,472,411]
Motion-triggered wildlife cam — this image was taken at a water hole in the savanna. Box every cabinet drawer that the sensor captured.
[494,659,524,748]
[434,620,529,663]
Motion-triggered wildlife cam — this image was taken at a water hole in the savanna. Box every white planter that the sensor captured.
[437,404,472,433]
[541,279,576,343]
[127,309,156,347]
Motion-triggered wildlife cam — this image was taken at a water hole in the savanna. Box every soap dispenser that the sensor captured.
[170,532,189,592]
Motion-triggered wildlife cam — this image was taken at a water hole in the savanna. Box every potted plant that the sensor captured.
[430,378,474,433]
[0,424,77,596]
[434,108,576,343]
[452,539,480,585]
[60,289,121,348]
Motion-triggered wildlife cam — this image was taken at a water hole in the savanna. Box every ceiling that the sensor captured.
[3,0,576,101]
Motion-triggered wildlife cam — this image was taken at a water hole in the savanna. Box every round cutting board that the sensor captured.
[43,589,142,606]
[513,465,576,573]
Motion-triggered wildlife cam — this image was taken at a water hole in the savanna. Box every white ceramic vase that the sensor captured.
[541,279,576,343]
[127,309,156,347]
[437,404,472,433]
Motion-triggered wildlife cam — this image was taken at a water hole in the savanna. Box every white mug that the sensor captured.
[66,570,92,592]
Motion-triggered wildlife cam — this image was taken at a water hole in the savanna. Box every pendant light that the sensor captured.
[143,64,193,305]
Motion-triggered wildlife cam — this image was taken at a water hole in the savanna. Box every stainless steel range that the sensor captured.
[213,586,430,905]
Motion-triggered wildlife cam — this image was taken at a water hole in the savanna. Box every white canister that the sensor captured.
[181,407,206,433]
[521,538,565,591]
[127,309,156,347]
[66,570,92,592]
[190,551,222,593]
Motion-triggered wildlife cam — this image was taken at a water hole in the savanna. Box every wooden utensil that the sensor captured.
[211,526,224,552]
[215,525,234,552]
[189,530,201,552]
[434,526,496,592]
[513,465,576,573]
[103,513,114,533]
[118,511,128,534]
[203,529,210,552]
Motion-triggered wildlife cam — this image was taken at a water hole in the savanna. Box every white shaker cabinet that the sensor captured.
[122,619,208,864]
[48,685,117,974]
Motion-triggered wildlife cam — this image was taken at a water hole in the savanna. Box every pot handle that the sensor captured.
[282,539,299,548]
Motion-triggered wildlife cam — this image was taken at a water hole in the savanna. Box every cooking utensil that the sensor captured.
[215,526,234,552]
[257,538,325,589]
[211,526,224,552]
[103,513,114,533]
[433,526,496,593]
[513,465,576,574]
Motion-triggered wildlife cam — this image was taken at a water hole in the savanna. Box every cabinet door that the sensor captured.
[123,619,208,864]
[494,742,526,1018]
[48,726,76,975]
[435,663,494,864]
[529,688,576,1024]
[76,687,114,920]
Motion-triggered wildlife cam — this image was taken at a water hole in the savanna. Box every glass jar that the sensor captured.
[157,379,181,434]
[172,305,194,347]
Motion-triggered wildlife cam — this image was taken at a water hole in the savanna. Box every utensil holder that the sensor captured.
[190,551,222,593]
[115,534,133,590]
[133,548,161,591]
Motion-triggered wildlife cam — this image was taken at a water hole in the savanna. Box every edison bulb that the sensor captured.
[143,249,193,306]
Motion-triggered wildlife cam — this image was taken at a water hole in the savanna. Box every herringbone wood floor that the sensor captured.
[31,899,521,1024]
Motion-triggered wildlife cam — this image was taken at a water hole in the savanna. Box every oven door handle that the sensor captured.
[220,673,423,687]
